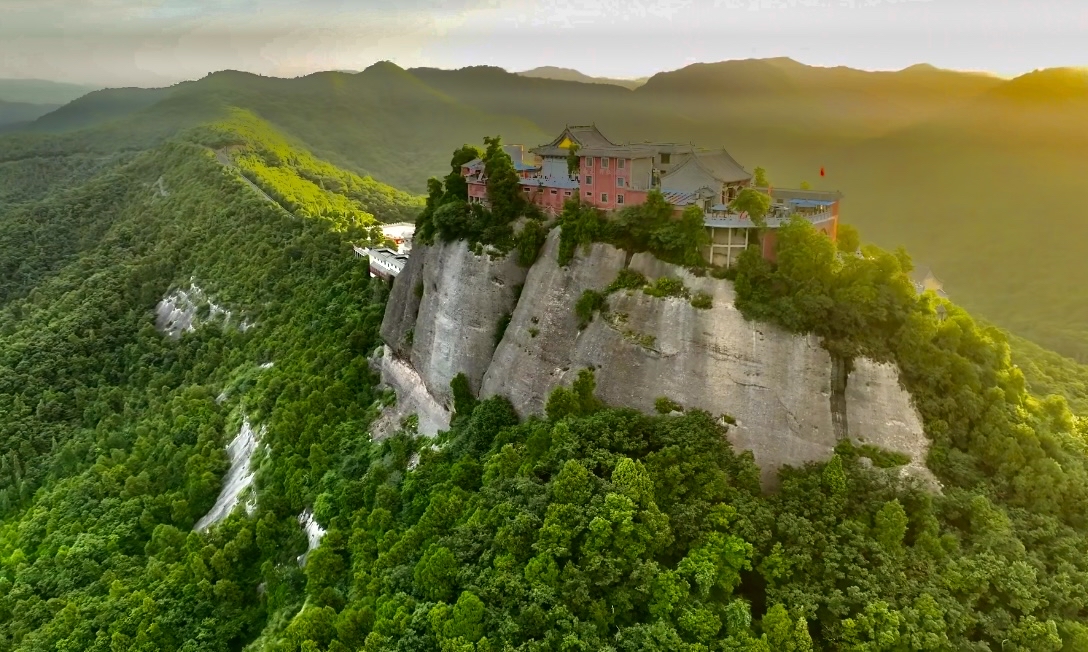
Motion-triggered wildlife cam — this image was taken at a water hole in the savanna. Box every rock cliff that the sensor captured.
[378,229,936,489]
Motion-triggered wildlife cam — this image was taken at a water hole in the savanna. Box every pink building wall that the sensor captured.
[582,155,640,210]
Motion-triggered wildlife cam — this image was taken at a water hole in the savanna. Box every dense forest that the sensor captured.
[4,112,1088,651]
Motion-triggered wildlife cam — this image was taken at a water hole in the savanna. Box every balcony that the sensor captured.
[705,206,834,229]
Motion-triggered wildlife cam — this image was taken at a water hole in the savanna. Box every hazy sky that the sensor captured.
[1,0,1085,87]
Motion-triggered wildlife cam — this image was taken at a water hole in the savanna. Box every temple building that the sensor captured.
[461,125,842,266]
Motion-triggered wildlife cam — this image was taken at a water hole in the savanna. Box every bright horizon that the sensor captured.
[1,0,1085,87]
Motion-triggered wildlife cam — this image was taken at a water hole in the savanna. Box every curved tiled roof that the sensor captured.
[693,150,751,183]
[532,125,616,157]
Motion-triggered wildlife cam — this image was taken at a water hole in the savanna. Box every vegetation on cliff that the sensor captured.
[414,138,548,264]
[4,86,1088,651]
[556,192,708,268]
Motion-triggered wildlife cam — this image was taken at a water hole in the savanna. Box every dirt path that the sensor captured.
[212,148,294,216]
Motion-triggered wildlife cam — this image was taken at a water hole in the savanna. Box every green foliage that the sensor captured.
[557,199,608,266]
[557,190,709,268]
[691,291,714,310]
[836,223,861,254]
[7,70,1088,652]
[513,219,548,267]
[753,167,770,188]
[575,289,607,329]
[644,276,691,299]
[729,188,773,226]
[606,268,649,294]
[655,397,683,414]
[566,142,582,176]
[417,139,534,253]
[0,135,394,650]
[614,192,709,267]
[193,109,424,228]
[483,135,526,225]
[451,373,477,419]
[835,440,911,468]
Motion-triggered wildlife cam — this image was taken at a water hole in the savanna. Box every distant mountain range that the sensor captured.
[0,78,101,128]
[0,78,100,105]
[4,57,1088,360]
[517,66,648,89]
[0,99,60,128]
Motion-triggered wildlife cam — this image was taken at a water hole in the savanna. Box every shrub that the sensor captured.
[514,220,549,267]
[558,200,609,266]
[575,290,608,329]
[710,266,730,279]
[606,268,648,294]
[655,397,683,414]
[494,312,512,347]
[451,373,477,418]
[691,292,713,310]
[643,277,690,299]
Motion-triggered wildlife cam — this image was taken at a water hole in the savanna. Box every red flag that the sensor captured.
[819,167,825,177]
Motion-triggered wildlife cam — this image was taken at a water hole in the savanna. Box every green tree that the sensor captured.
[729,188,773,227]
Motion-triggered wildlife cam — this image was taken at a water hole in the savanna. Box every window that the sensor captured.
[585,157,593,168]
[564,190,572,196]
[601,193,609,203]
[550,189,558,195]
[660,153,671,165]
[585,191,592,197]
[585,175,592,185]
[617,194,625,205]
[601,157,609,168]
[617,177,625,188]
[618,159,626,169]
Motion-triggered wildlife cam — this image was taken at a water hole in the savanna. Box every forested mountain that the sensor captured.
[4,57,1088,650]
[517,66,648,89]
[0,101,59,128]
[9,59,1083,361]
[0,79,99,105]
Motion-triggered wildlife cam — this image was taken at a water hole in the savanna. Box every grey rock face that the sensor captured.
[371,345,452,440]
[383,229,937,490]
[380,245,428,358]
[482,233,628,416]
[409,240,528,405]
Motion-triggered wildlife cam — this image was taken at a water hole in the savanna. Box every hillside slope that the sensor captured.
[0,78,99,105]
[5,85,1088,650]
[4,58,1088,358]
[0,100,59,127]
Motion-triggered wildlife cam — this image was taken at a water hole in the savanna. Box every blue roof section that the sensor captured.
[660,190,698,206]
[514,162,542,171]
[519,176,580,190]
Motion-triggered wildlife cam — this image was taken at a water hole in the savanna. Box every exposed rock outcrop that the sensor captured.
[369,345,452,440]
[382,239,527,406]
[155,279,253,338]
[194,417,263,532]
[378,228,937,490]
